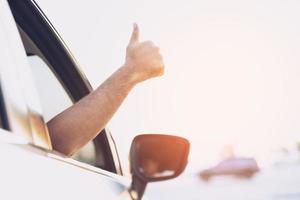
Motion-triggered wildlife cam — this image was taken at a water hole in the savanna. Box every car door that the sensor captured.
[0,0,49,147]
[7,0,123,174]
[0,1,134,199]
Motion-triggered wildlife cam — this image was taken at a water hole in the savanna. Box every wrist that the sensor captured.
[119,64,141,86]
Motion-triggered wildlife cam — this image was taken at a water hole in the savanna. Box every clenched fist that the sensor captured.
[123,23,164,83]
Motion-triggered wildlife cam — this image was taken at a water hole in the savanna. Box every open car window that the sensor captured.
[26,54,97,165]
[8,0,121,174]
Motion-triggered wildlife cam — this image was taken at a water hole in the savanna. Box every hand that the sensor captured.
[123,23,164,83]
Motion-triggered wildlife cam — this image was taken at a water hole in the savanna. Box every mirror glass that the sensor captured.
[131,134,189,180]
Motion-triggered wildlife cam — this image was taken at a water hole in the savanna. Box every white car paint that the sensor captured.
[0,0,135,199]
[0,130,132,200]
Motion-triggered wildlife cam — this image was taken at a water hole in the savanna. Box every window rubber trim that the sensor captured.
[0,83,10,130]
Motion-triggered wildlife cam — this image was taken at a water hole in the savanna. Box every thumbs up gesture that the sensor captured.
[124,23,164,83]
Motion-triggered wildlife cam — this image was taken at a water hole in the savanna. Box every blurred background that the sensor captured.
[35,0,300,199]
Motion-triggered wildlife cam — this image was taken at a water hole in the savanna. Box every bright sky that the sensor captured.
[36,0,300,172]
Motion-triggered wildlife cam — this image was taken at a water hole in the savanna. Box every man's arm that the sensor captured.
[47,24,164,156]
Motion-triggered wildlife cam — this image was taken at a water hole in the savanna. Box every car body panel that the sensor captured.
[0,0,52,149]
[0,0,33,142]
[0,130,132,200]
[0,0,134,199]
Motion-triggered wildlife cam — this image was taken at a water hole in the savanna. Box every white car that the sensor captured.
[0,0,190,199]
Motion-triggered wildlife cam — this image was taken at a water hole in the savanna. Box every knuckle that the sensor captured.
[142,41,155,47]
[153,46,160,52]
[158,52,163,59]
[155,64,165,76]
[126,45,133,51]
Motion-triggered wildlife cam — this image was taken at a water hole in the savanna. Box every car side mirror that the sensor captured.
[129,134,190,200]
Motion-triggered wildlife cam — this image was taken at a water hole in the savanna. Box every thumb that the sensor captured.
[129,23,139,45]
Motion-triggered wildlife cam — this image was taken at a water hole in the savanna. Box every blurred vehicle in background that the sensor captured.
[199,157,259,181]
[199,146,259,181]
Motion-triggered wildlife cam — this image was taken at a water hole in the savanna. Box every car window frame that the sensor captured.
[8,0,123,175]
[0,0,52,149]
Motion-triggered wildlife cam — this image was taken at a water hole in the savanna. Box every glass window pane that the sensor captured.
[27,55,96,164]
[27,55,72,122]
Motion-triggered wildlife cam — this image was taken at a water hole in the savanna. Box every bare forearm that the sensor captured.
[47,66,137,155]
[48,24,164,156]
